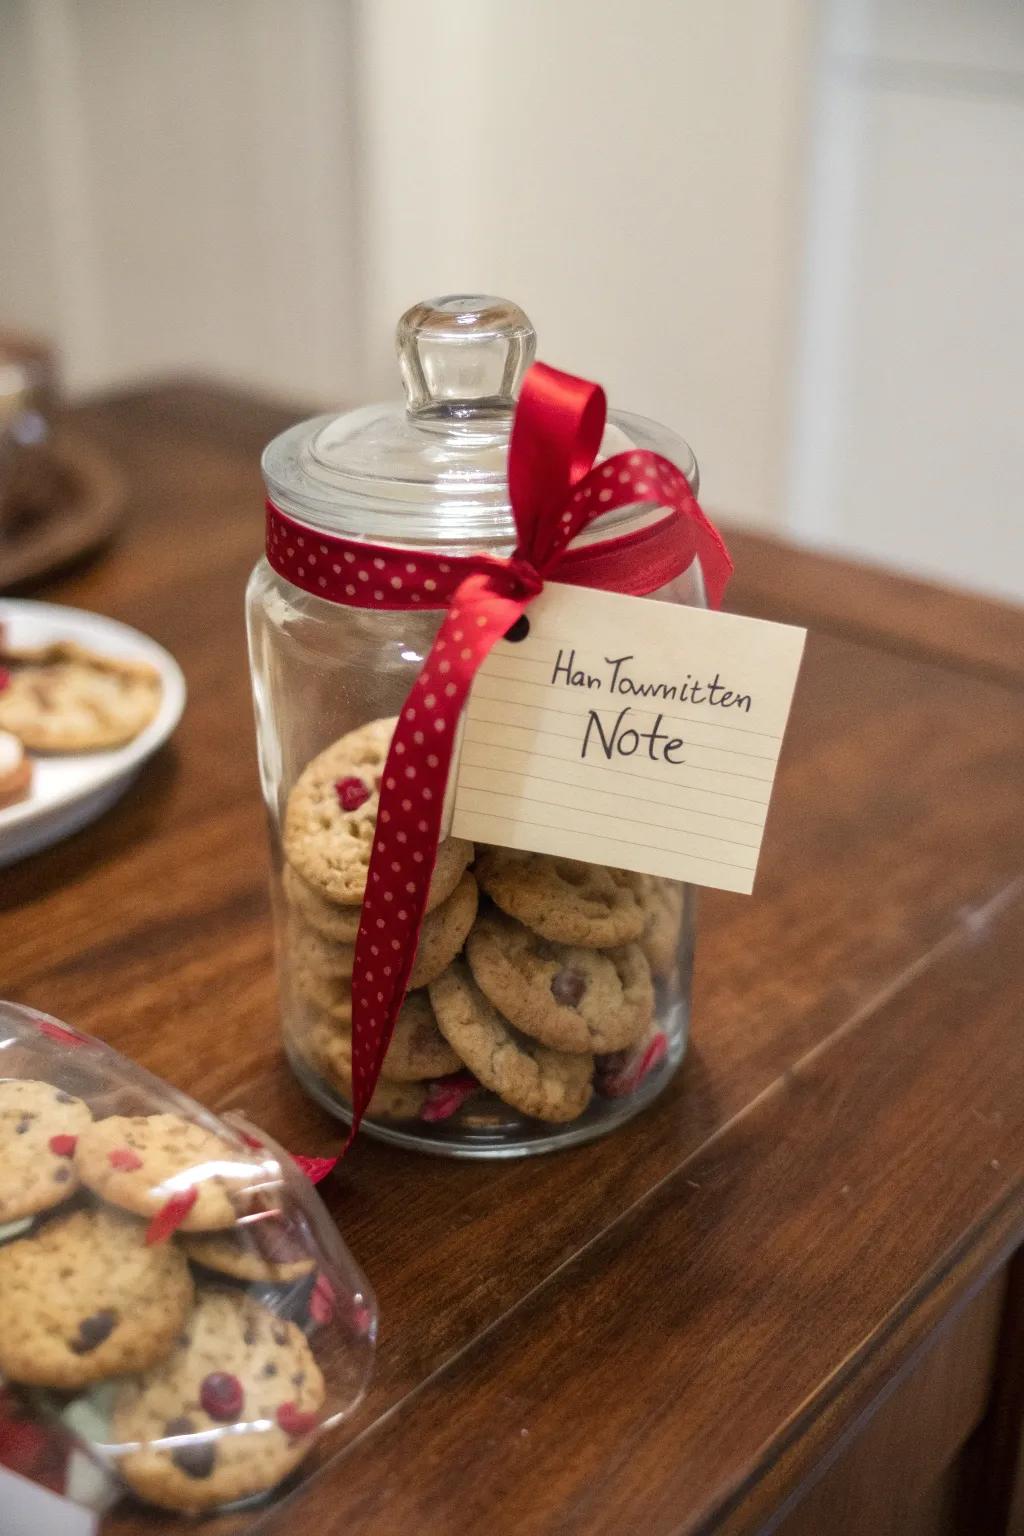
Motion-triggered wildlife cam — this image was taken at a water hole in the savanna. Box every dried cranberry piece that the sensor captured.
[308,1272,335,1326]
[199,1372,243,1422]
[48,1134,77,1157]
[596,1032,668,1098]
[0,668,9,691]
[69,1309,117,1354]
[145,1187,198,1245]
[420,1071,479,1123]
[334,776,371,812]
[276,1402,317,1439]
[550,969,586,1008]
[108,1147,143,1171]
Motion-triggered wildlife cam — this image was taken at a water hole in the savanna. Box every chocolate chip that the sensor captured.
[15,1119,31,1135]
[70,1309,118,1354]
[243,1325,257,1346]
[262,1361,278,1377]
[174,1444,216,1479]
[272,1326,288,1346]
[550,969,587,1008]
[54,1092,74,1104]
[292,1371,306,1388]
[169,1424,216,1480]
[53,1166,71,1183]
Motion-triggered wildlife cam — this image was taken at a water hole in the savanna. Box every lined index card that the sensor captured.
[450,582,806,894]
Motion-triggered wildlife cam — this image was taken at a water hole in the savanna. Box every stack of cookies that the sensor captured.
[282,717,685,1129]
[0,1085,336,1515]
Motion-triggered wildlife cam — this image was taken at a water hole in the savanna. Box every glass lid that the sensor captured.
[262,294,698,549]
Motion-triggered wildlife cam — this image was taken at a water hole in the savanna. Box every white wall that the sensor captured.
[2,0,361,401]
[355,0,815,532]
[1,0,814,535]
[789,0,1024,601]
[2,0,1022,600]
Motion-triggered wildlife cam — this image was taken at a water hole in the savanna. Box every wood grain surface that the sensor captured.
[2,383,1022,1535]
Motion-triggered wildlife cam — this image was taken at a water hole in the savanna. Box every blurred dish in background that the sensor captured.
[0,600,186,867]
[0,639,162,751]
[0,331,126,591]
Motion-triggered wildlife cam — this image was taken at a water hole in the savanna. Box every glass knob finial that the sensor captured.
[396,295,536,420]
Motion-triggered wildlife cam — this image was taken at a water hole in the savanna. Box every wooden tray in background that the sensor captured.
[0,429,127,591]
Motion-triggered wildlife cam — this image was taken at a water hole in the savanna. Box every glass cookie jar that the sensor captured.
[247,294,706,1158]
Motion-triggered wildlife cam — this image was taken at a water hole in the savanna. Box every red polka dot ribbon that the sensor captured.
[266,362,733,1169]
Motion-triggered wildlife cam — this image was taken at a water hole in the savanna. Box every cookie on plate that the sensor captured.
[111,1289,325,1514]
[0,1079,93,1221]
[180,1220,315,1285]
[475,849,645,949]
[429,961,593,1123]
[309,1023,428,1121]
[287,871,478,992]
[282,717,472,907]
[0,1206,193,1388]
[0,640,162,751]
[75,1114,267,1232]
[0,729,31,808]
[466,909,653,1054]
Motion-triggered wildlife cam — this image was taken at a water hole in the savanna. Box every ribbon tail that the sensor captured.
[689,504,733,610]
[346,571,533,1144]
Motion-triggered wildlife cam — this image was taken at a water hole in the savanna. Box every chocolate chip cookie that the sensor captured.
[283,717,472,907]
[466,909,653,1054]
[0,1079,93,1221]
[475,849,645,948]
[429,962,593,1123]
[0,1206,193,1388]
[111,1289,325,1513]
[75,1114,267,1232]
[180,1222,315,1285]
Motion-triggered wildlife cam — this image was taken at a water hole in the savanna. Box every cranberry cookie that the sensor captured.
[475,849,644,948]
[111,1289,324,1513]
[467,909,653,1054]
[283,717,471,907]
[0,1079,92,1221]
[429,961,592,1123]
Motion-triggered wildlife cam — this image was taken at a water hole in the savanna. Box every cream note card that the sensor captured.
[450,583,806,895]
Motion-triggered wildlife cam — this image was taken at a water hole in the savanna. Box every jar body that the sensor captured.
[247,556,704,1157]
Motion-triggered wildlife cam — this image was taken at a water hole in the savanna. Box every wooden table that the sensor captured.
[3,383,1024,1536]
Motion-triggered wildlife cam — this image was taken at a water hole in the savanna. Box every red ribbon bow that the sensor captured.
[266,363,732,1169]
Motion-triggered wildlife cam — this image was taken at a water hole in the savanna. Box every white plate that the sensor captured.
[0,600,186,867]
